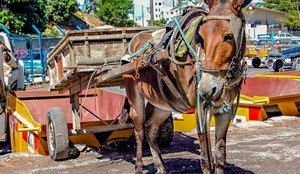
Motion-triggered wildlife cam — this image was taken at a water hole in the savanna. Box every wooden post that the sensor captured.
[70,92,81,130]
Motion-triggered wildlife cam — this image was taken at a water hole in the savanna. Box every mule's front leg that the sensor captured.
[214,113,230,174]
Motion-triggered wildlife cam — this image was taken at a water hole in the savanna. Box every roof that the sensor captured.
[250,5,286,15]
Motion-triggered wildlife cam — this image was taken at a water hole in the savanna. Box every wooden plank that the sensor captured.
[69,123,135,135]
[69,34,135,41]
[95,62,144,86]
[76,57,121,65]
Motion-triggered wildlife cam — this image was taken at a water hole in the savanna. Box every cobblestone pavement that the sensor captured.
[1,117,300,174]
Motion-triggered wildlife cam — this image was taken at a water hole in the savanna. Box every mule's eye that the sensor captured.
[224,34,234,42]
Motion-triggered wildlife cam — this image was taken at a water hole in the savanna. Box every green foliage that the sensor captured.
[175,0,199,9]
[0,0,45,33]
[263,0,300,29]
[44,0,77,25]
[153,18,168,26]
[0,10,25,33]
[95,0,136,27]
[0,0,77,33]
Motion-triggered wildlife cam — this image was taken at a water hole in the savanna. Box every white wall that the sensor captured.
[246,7,288,38]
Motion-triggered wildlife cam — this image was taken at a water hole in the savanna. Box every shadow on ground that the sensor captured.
[91,132,253,174]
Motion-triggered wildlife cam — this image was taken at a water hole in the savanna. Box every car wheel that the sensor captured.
[266,59,274,69]
[252,57,261,68]
[273,59,283,72]
[275,40,281,44]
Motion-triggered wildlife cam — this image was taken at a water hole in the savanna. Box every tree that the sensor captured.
[94,0,136,27]
[153,18,168,26]
[0,0,45,33]
[44,0,77,25]
[263,0,300,30]
[0,0,77,33]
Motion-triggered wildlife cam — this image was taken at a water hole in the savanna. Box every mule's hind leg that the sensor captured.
[214,113,230,174]
[145,103,170,174]
[123,77,145,174]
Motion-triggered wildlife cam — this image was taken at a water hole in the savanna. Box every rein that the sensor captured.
[127,11,246,134]
[174,14,246,133]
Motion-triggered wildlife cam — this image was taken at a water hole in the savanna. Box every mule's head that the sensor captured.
[198,0,251,106]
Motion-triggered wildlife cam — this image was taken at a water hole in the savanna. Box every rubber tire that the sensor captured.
[252,58,261,68]
[266,59,274,69]
[0,112,7,142]
[275,40,281,44]
[46,107,69,161]
[273,59,283,72]
[157,115,174,148]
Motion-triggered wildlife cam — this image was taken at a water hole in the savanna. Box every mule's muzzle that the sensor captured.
[199,73,225,102]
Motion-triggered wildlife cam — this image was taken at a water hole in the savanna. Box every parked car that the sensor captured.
[288,39,300,46]
[246,35,259,45]
[274,33,300,44]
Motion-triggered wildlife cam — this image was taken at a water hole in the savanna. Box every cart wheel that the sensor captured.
[266,59,274,69]
[273,59,283,72]
[46,107,69,161]
[252,58,261,68]
[157,115,173,148]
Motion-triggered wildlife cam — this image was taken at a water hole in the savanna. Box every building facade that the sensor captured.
[133,0,183,26]
[245,5,288,39]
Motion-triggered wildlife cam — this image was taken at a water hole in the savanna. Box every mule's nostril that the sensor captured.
[212,87,217,96]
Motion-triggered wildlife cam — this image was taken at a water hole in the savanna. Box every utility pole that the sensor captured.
[150,0,154,26]
[142,5,145,27]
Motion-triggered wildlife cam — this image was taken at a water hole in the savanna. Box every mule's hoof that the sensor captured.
[155,169,167,174]
[135,168,143,174]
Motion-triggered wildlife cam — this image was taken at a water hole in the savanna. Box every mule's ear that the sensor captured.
[241,0,252,8]
[204,0,217,9]
[233,0,253,11]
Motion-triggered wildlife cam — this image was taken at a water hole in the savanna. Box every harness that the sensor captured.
[128,8,247,133]
[193,14,247,133]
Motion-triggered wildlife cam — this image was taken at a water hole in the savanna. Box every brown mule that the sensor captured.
[123,0,252,173]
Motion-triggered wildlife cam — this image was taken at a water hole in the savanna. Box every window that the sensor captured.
[279,34,285,37]
[171,12,174,15]
[290,40,300,44]
[287,34,293,37]
[156,9,158,12]
[155,3,157,5]
[159,2,161,5]
[156,15,158,18]
[166,12,169,15]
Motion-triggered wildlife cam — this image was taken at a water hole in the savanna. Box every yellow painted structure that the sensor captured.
[7,93,133,155]
[173,72,300,132]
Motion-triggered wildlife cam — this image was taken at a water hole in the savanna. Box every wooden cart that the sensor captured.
[46,27,173,160]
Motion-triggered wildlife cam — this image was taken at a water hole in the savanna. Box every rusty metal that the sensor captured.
[69,123,135,135]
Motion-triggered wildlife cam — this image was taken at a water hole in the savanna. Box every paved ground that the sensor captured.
[1,66,299,174]
[1,117,300,174]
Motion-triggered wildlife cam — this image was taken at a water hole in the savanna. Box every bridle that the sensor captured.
[194,13,247,110]
[195,14,246,88]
